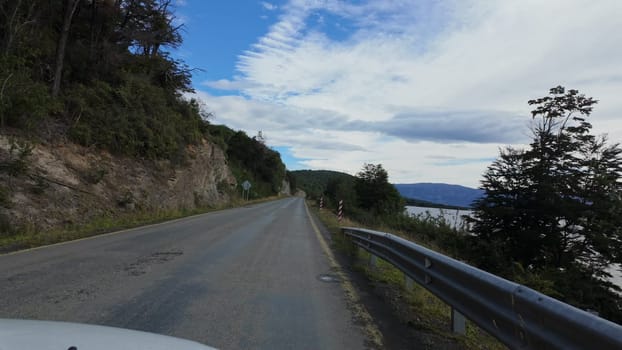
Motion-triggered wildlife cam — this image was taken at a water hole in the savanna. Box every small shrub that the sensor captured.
[193,191,204,207]
[82,166,108,184]
[0,57,57,130]
[0,186,11,207]
[29,176,49,195]
[0,139,34,177]
[0,213,15,238]
[66,76,206,162]
[117,191,135,208]
[217,179,233,195]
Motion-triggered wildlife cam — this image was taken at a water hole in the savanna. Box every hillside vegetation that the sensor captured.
[0,1,287,246]
[289,170,354,200]
[0,0,285,195]
[207,125,285,197]
[1,0,204,159]
[291,167,462,248]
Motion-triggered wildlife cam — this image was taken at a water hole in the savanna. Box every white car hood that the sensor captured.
[0,319,216,350]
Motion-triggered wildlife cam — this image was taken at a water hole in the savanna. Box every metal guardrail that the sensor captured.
[342,227,622,350]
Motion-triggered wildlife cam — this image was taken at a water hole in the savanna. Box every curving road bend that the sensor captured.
[0,198,366,349]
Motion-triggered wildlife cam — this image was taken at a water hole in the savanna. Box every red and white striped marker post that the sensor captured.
[319,197,324,210]
[338,200,343,222]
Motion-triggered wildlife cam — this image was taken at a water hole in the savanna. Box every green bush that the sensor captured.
[0,138,33,177]
[0,185,11,208]
[0,212,15,238]
[66,76,206,161]
[29,176,49,195]
[206,124,235,152]
[0,56,56,130]
[116,191,135,208]
[223,130,286,197]
[81,166,108,185]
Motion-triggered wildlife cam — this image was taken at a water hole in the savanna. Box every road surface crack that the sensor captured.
[123,250,183,276]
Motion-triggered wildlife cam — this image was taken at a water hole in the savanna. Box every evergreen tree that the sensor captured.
[326,176,357,210]
[469,86,622,321]
[354,163,403,216]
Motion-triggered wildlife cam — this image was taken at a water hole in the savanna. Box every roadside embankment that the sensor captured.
[0,134,240,252]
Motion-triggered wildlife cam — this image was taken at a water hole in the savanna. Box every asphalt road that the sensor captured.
[0,197,367,349]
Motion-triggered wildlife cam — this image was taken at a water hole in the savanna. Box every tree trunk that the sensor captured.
[52,0,80,97]
[1,0,23,55]
[88,0,97,62]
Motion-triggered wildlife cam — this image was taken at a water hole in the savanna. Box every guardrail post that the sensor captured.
[369,254,378,268]
[343,231,357,259]
[451,308,466,335]
[341,226,622,349]
[404,275,414,290]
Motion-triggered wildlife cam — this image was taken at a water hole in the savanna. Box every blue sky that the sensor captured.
[173,1,282,93]
[172,0,622,187]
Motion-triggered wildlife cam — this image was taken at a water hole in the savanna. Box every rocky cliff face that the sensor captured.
[279,179,291,196]
[0,135,237,232]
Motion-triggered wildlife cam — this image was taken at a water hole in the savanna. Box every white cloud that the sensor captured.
[261,1,278,11]
[196,0,622,187]
[202,79,259,91]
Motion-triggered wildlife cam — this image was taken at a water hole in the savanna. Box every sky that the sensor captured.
[171,0,622,188]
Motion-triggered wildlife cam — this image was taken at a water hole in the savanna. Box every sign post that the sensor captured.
[241,180,251,201]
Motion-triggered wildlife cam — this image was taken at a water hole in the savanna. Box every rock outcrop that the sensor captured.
[0,135,237,231]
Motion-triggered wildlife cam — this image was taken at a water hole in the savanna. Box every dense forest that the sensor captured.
[0,0,285,195]
[290,170,354,200]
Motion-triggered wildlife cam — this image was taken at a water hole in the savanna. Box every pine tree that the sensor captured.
[469,87,622,322]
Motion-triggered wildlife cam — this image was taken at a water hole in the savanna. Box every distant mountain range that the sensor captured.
[290,169,485,209]
[394,183,484,208]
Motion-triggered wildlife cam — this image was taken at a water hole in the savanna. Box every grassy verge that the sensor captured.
[309,201,506,350]
[0,196,282,253]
